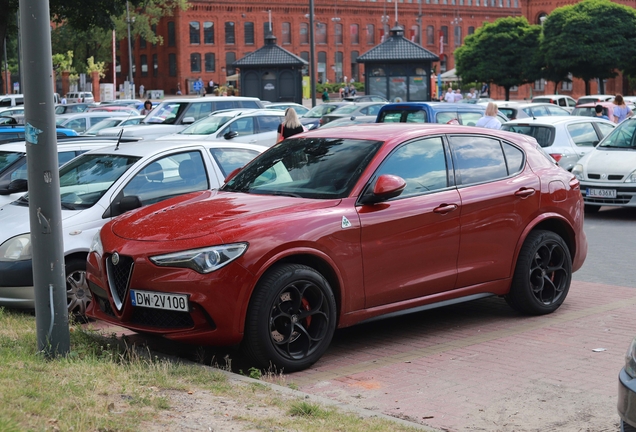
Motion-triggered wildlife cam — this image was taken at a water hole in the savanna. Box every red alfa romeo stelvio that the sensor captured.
[86,123,587,372]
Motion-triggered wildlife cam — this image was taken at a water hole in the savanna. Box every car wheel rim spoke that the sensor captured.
[529,242,568,305]
[269,279,330,361]
[66,270,92,315]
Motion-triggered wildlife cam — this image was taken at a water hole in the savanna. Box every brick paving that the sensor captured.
[288,281,633,431]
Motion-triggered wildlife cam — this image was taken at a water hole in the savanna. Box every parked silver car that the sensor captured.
[501,116,615,171]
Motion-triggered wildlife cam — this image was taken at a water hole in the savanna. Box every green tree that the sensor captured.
[541,0,636,95]
[455,17,542,101]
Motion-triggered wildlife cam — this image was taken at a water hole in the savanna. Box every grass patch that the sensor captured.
[0,308,426,432]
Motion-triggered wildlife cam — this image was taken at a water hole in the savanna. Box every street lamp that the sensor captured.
[126,1,135,98]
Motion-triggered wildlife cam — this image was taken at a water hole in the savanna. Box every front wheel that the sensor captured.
[242,264,337,372]
[505,230,572,315]
[65,257,92,317]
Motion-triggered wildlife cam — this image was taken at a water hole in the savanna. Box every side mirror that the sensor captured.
[0,178,28,195]
[224,130,239,140]
[182,116,196,124]
[359,174,406,205]
[224,167,242,184]
[120,195,143,213]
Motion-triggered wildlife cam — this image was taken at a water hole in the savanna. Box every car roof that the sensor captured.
[156,96,262,103]
[574,101,615,108]
[56,112,132,119]
[0,139,124,153]
[80,139,269,158]
[503,116,612,126]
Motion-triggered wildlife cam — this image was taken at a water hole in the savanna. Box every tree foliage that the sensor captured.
[455,17,542,101]
[540,0,636,94]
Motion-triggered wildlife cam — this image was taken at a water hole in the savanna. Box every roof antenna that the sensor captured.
[115,128,124,151]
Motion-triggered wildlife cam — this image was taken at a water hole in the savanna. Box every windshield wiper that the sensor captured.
[268,191,303,198]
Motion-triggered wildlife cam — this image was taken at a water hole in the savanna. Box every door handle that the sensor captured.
[433,203,458,214]
[514,188,536,198]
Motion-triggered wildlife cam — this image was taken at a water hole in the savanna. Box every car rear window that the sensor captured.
[501,124,555,148]
[377,109,428,123]
[532,98,553,104]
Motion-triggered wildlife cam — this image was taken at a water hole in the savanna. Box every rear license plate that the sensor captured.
[587,188,616,198]
[130,290,189,312]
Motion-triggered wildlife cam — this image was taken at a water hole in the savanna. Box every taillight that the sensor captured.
[549,153,563,162]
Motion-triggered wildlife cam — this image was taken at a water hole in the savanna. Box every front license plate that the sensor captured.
[130,290,189,312]
[587,188,616,198]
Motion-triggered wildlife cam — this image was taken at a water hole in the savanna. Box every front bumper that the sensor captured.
[0,259,34,308]
[580,182,636,208]
[619,368,636,428]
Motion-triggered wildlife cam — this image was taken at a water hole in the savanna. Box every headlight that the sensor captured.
[149,243,248,274]
[0,233,32,261]
[89,229,103,256]
[625,337,636,377]
[624,170,636,183]
[571,164,584,181]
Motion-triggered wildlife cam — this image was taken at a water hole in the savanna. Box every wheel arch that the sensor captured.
[65,251,89,266]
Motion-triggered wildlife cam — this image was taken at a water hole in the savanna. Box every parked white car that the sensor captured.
[157,109,284,147]
[573,117,636,212]
[501,116,615,171]
[0,140,267,314]
[56,112,131,134]
[531,95,577,112]
[97,96,265,140]
[82,115,145,136]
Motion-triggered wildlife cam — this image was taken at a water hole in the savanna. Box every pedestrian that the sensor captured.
[480,82,489,97]
[60,96,67,105]
[594,104,610,121]
[176,82,182,95]
[344,86,350,98]
[349,84,356,96]
[444,88,454,103]
[139,84,145,98]
[475,102,502,130]
[322,89,330,102]
[140,100,153,115]
[277,108,305,143]
[612,94,632,124]
[453,89,463,103]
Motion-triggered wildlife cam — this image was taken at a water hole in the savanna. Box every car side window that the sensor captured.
[450,136,522,185]
[547,106,567,116]
[373,136,448,198]
[436,112,457,124]
[122,150,209,205]
[57,151,77,166]
[210,148,261,177]
[568,122,602,147]
[458,112,482,126]
[256,116,282,133]
[65,118,87,133]
[227,117,255,136]
[182,102,213,122]
[531,106,549,117]
[9,159,27,182]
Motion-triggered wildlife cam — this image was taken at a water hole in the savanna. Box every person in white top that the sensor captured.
[444,89,455,103]
[475,102,502,130]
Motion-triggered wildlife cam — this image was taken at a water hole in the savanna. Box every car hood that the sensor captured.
[110,190,341,242]
[0,202,91,241]
[583,148,636,175]
[155,133,208,141]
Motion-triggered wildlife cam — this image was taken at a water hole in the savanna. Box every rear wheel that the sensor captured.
[65,257,92,317]
[242,264,337,372]
[505,230,572,315]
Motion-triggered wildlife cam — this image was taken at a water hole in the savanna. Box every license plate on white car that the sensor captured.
[130,290,189,312]
[587,188,616,199]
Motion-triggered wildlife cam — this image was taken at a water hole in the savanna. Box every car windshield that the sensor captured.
[142,102,187,124]
[598,119,636,149]
[303,105,336,118]
[0,151,23,173]
[501,124,555,148]
[55,117,67,126]
[84,119,123,134]
[331,105,361,115]
[18,153,141,210]
[180,115,235,135]
[222,137,383,199]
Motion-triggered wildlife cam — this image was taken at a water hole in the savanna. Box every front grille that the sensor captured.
[106,254,134,310]
[588,173,624,181]
[130,307,194,329]
[584,197,631,205]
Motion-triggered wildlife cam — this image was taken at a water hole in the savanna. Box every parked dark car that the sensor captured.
[86,123,587,372]
[376,102,508,125]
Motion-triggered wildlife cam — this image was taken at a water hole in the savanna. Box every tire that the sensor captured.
[65,257,92,317]
[242,264,337,373]
[584,204,600,214]
[505,230,572,315]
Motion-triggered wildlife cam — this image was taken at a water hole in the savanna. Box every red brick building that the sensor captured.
[117,0,632,101]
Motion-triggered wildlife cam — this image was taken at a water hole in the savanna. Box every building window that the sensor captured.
[263,22,274,39]
[335,51,343,82]
[335,23,343,45]
[534,79,545,91]
[225,22,235,44]
[454,26,462,46]
[204,22,214,44]
[191,53,201,73]
[116,55,121,77]
[152,24,157,47]
[205,53,215,72]
[168,22,176,46]
[244,22,254,45]
[140,54,148,77]
[350,50,359,82]
[300,23,309,44]
[410,25,419,44]
[427,25,434,45]
[282,22,291,44]
[169,53,176,76]
[190,22,200,44]
[350,24,359,44]
[468,26,475,35]
[318,51,327,83]
[316,22,327,44]
[300,51,309,75]
[441,26,448,46]
[140,36,146,49]
[562,74,573,91]
[226,52,236,76]
[152,54,158,77]
[366,24,375,45]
